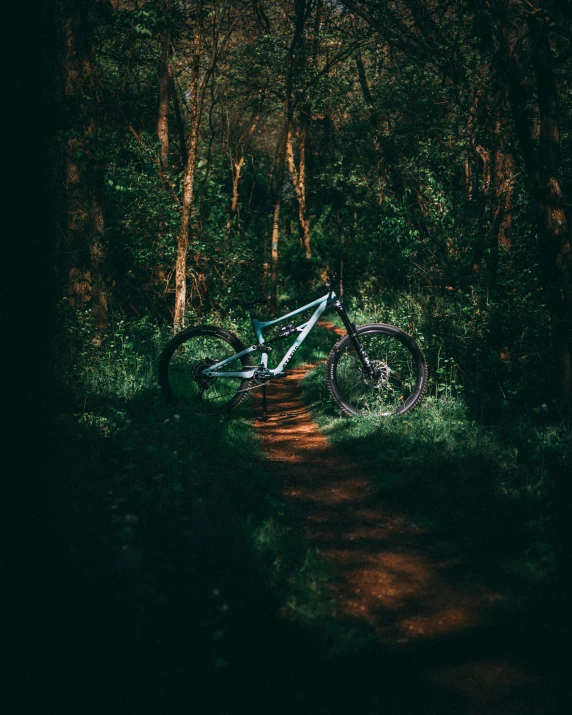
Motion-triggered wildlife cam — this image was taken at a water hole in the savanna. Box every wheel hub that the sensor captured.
[361,360,390,388]
[192,358,217,390]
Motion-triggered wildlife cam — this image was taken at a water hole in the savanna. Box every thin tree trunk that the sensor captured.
[171,72,188,168]
[286,120,312,259]
[174,22,202,331]
[263,230,270,299]
[226,113,260,233]
[64,2,108,330]
[488,117,516,289]
[157,27,171,169]
[271,136,288,315]
[464,156,473,203]
[355,50,420,233]
[227,155,245,232]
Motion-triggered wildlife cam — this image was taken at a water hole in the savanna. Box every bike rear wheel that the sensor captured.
[326,323,427,416]
[158,326,252,415]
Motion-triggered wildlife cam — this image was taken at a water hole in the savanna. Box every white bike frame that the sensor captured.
[202,293,336,379]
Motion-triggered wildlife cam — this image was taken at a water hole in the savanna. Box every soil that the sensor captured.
[252,322,568,714]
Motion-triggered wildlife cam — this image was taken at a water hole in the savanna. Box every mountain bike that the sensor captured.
[158,273,427,417]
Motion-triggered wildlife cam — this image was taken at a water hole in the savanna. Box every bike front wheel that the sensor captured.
[326,323,427,417]
[158,325,252,416]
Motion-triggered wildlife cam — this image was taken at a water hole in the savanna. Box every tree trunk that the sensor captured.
[286,118,312,259]
[271,135,288,315]
[64,1,108,330]
[156,27,171,169]
[226,113,260,233]
[227,156,245,233]
[501,14,572,398]
[488,118,516,289]
[529,17,572,400]
[174,22,202,331]
[171,72,188,169]
[355,50,419,233]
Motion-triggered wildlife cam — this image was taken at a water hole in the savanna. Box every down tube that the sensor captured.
[272,300,329,375]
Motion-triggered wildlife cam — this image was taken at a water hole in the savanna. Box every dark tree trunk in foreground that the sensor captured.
[501,11,572,399]
[64,0,108,330]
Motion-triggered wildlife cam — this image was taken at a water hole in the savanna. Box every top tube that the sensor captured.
[253,293,334,331]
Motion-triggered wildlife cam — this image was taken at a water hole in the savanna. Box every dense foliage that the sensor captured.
[28,0,572,711]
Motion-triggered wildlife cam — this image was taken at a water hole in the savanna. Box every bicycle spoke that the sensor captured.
[331,329,422,416]
[161,330,250,415]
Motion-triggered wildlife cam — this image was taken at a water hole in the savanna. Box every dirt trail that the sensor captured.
[253,322,566,714]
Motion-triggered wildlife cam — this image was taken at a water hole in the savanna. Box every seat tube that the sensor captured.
[252,317,269,368]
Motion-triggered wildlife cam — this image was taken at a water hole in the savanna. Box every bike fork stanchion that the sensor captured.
[261,385,269,420]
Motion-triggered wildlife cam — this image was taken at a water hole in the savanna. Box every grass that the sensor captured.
[46,314,392,714]
[43,308,571,713]
[301,361,571,628]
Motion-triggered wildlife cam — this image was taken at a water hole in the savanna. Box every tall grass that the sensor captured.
[301,356,571,629]
[49,302,571,712]
[51,308,378,713]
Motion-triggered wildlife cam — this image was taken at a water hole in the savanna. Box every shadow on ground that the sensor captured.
[19,369,570,715]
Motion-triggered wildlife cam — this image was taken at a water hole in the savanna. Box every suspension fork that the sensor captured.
[332,300,374,375]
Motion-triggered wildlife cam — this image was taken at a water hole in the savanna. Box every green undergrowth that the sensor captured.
[301,363,571,629]
[51,308,571,712]
[50,314,392,713]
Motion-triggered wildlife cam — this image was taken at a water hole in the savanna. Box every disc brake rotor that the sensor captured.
[361,360,390,388]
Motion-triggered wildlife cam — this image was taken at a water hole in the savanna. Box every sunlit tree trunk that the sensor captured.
[226,113,260,234]
[270,136,287,315]
[286,115,312,259]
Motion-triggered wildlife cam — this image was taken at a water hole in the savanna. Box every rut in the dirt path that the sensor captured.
[252,337,566,714]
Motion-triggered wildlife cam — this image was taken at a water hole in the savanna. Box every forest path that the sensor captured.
[253,322,565,714]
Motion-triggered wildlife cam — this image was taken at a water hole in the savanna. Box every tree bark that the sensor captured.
[501,12,572,398]
[171,71,188,168]
[156,26,171,169]
[174,21,202,331]
[488,119,516,289]
[529,17,572,399]
[64,1,108,330]
[227,155,245,232]
[271,133,288,315]
[226,112,260,234]
[286,116,312,259]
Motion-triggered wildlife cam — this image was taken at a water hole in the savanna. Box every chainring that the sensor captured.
[253,366,272,386]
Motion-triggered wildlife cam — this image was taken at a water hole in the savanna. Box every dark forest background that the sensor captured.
[7,1,572,713]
